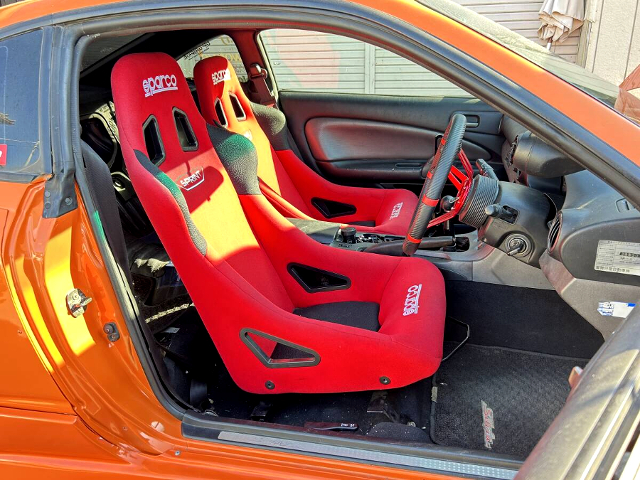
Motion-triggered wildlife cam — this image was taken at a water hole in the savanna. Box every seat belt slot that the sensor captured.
[249,63,276,106]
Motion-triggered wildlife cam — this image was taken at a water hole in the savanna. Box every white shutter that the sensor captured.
[261,1,581,95]
[261,30,366,93]
[374,47,470,97]
[453,0,580,63]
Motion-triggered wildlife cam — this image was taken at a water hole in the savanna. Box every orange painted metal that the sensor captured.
[0,179,460,478]
[0,185,73,414]
[0,407,459,479]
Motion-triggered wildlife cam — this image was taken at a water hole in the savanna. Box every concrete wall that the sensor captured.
[584,0,640,85]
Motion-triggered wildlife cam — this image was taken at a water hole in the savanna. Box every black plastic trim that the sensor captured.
[44,26,77,217]
[172,107,199,152]
[142,115,167,165]
[288,263,351,293]
[239,328,320,368]
[311,197,357,219]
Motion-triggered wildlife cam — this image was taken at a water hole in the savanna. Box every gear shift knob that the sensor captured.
[340,227,357,244]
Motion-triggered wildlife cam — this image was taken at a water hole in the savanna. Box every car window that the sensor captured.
[81,34,143,72]
[0,29,49,181]
[178,35,248,81]
[418,0,621,108]
[259,29,472,98]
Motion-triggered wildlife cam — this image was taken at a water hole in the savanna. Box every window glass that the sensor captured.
[0,29,49,179]
[259,29,471,97]
[178,35,248,81]
[81,34,143,72]
[418,0,621,107]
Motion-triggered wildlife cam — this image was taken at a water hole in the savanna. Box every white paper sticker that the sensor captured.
[594,240,640,277]
[597,301,636,318]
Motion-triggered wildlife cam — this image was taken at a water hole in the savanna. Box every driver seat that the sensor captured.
[111,52,445,394]
[193,56,418,235]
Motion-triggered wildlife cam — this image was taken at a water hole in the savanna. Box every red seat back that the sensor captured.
[193,56,310,214]
[111,52,292,310]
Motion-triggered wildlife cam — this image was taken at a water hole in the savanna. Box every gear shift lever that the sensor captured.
[340,226,357,244]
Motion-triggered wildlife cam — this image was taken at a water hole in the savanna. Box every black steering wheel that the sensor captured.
[403,114,467,256]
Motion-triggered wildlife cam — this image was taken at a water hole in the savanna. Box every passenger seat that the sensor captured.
[193,56,418,236]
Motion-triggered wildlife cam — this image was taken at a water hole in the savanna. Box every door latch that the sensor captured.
[66,289,92,317]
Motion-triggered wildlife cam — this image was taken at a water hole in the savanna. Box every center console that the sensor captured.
[286,218,458,254]
[286,217,551,290]
[330,227,405,252]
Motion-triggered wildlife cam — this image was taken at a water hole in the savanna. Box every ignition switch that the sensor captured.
[506,236,529,256]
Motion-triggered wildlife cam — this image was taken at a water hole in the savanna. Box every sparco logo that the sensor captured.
[178,169,204,191]
[211,69,231,85]
[143,74,178,97]
[390,202,403,219]
[403,284,422,316]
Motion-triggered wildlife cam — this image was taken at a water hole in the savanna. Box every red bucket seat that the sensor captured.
[111,52,445,394]
[193,56,418,236]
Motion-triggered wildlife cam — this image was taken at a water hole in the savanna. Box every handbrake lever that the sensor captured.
[364,236,455,256]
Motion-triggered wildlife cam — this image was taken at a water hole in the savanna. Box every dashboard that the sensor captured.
[496,117,640,337]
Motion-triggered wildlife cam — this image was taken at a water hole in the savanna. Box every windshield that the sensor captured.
[418,0,638,121]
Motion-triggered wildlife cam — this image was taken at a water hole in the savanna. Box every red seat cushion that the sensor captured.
[193,56,418,235]
[111,52,445,394]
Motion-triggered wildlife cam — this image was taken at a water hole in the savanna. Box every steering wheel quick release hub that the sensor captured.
[458,175,500,228]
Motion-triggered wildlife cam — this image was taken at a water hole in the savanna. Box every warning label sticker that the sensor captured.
[597,301,636,318]
[594,240,640,277]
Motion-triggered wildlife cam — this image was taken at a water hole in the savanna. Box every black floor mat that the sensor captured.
[445,280,603,358]
[431,343,587,459]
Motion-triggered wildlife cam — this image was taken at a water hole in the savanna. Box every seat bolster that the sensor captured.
[378,256,445,369]
[372,188,420,236]
[130,149,208,256]
[275,149,419,234]
[275,149,388,221]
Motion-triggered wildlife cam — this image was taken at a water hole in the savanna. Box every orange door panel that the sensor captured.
[0,183,73,414]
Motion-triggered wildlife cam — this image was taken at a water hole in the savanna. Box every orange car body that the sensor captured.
[0,0,638,478]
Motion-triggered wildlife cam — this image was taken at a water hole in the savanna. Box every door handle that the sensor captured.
[395,162,424,169]
[466,115,480,128]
